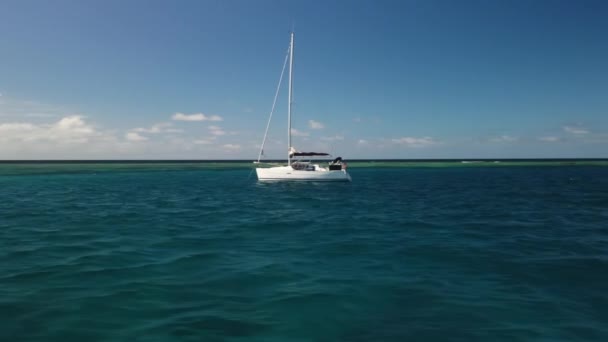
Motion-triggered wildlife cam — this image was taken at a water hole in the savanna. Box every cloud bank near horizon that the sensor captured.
[0,96,605,159]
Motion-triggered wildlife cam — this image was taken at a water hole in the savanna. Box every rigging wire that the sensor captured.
[256,45,291,163]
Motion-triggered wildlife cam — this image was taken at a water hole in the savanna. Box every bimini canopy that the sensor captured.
[289,147,329,157]
[291,152,330,157]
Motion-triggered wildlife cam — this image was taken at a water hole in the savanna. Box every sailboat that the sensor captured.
[255,32,352,182]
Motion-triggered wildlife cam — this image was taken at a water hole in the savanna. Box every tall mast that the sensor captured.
[287,32,294,165]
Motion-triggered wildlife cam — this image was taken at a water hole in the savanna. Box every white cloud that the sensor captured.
[56,116,93,133]
[489,135,518,143]
[353,117,361,123]
[126,132,148,142]
[223,144,241,150]
[127,122,182,141]
[0,115,97,145]
[0,122,36,132]
[563,125,589,135]
[291,128,309,137]
[0,107,241,158]
[538,136,560,142]
[308,120,324,129]
[172,112,223,122]
[391,136,438,147]
[132,122,177,134]
[0,115,138,158]
[358,139,368,145]
[209,125,226,136]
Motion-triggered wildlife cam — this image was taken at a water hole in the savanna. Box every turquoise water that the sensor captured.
[1,164,607,341]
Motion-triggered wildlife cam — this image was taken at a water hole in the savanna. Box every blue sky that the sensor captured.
[1,0,607,159]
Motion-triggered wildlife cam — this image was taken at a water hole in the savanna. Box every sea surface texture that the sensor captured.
[1,163,607,341]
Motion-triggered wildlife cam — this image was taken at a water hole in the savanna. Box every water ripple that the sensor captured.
[1,166,607,341]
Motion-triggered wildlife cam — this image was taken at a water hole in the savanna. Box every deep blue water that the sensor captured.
[1,165,607,341]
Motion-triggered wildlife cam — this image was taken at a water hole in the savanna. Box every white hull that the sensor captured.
[256,166,351,182]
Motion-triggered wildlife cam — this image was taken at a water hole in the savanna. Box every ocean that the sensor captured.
[1,161,607,341]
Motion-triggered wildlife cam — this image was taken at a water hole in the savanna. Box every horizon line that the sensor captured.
[1,158,607,163]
